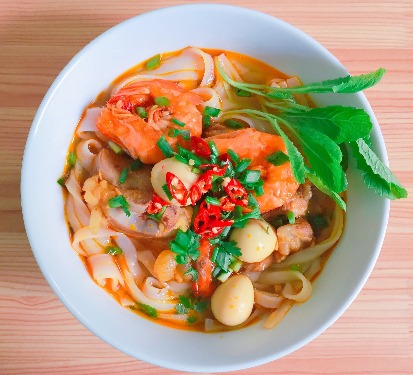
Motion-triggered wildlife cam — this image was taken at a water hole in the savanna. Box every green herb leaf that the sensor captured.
[349,139,407,199]
[107,195,131,216]
[105,246,123,255]
[235,88,252,97]
[187,315,197,325]
[145,54,161,70]
[108,141,124,154]
[205,196,221,206]
[193,299,208,313]
[184,266,199,281]
[282,106,373,144]
[137,303,158,318]
[176,295,192,314]
[162,183,173,201]
[147,206,166,222]
[266,150,289,166]
[170,229,201,266]
[57,176,65,186]
[286,211,295,224]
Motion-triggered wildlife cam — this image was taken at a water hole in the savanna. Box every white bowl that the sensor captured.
[21,4,389,372]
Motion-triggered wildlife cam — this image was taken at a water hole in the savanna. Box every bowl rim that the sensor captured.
[21,3,390,372]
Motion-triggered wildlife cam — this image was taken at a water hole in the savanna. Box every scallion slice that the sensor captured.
[203,106,221,117]
[287,210,295,224]
[242,169,261,184]
[119,167,129,184]
[108,141,124,155]
[136,106,148,119]
[223,119,244,129]
[154,96,170,106]
[168,128,190,140]
[145,54,161,70]
[157,136,174,157]
[105,246,123,255]
[162,183,173,201]
[227,149,240,164]
[235,159,251,174]
[67,152,76,167]
[172,118,185,127]
[205,196,221,206]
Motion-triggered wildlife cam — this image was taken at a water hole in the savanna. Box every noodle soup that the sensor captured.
[59,47,345,331]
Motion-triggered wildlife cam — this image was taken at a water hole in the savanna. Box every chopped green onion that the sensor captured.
[202,114,211,128]
[224,119,244,129]
[235,88,252,97]
[235,159,252,174]
[184,267,199,281]
[108,141,124,154]
[136,106,148,118]
[157,135,174,157]
[145,54,161,70]
[168,128,190,140]
[136,302,158,318]
[119,167,129,184]
[162,183,173,201]
[67,152,76,168]
[154,96,170,106]
[57,177,65,186]
[208,141,219,157]
[205,196,221,206]
[289,264,301,272]
[108,195,131,217]
[172,118,186,127]
[227,149,240,164]
[105,246,123,255]
[287,210,295,224]
[130,159,143,171]
[254,181,265,196]
[266,150,290,166]
[203,106,221,117]
[242,169,261,184]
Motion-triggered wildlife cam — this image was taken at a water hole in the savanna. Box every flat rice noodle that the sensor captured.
[263,299,294,329]
[190,88,221,109]
[72,226,117,256]
[167,280,191,295]
[76,107,102,139]
[205,308,261,332]
[254,290,284,309]
[115,234,144,285]
[65,170,90,227]
[122,266,176,312]
[136,250,156,277]
[157,313,191,325]
[87,253,125,291]
[142,277,175,301]
[76,138,103,172]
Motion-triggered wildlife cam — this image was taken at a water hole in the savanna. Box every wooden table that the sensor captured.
[1,0,412,374]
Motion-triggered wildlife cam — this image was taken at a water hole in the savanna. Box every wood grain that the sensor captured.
[1,0,412,374]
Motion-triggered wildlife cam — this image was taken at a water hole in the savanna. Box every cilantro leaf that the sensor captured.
[136,303,157,318]
[170,229,201,266]
[187,315,197,325]
[349,139,407,199]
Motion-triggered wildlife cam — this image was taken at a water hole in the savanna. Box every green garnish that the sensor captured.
[145,54,161,70]
[67,152,76,168]
[136,106,148,118]
[289,264,301,272]
[168,128,190,140]
[136,302,158,318]
[227,149,240,164]
[108,141,124,155]
[107,195,131,217]
[287,210,295,224]
[147,206,167,222]
[184,267,199,281]
[162,183,173,201]
[130,159,143,171]
[205,196,221,206]
[119,167,129,184]
[266,150,290,166]
[186,315,197,325]
[105,246,123,255]
[217,65,407,203]
[240,169,261,185]
[235,88,252,97]
[176,295,208,315]
[157,135,174,158]
[172,118,185,127]
[154,96,170,106]
[307,214,328,230]
[169,229,201,273]
[211,240,242,273]
[57,177,65,186]
[203,106,221,117]
[223,119,244,129]
[202,114,211,128]
[234,159,251,174]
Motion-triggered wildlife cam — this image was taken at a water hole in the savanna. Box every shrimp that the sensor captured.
[207,128,299,212]
[97,79,203,164]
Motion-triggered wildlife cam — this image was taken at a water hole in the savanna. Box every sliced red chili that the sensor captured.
[192,238,215,298]
[193,201,233,238]
[199,164,227,176]
[224,178,248,207]
[218,153,231,163]
[147,193,170,214]
[189,184,202,205]
[166,172,188,205]
[219,196,235,212]
[190,136,211,158]
[200,219,234,238]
